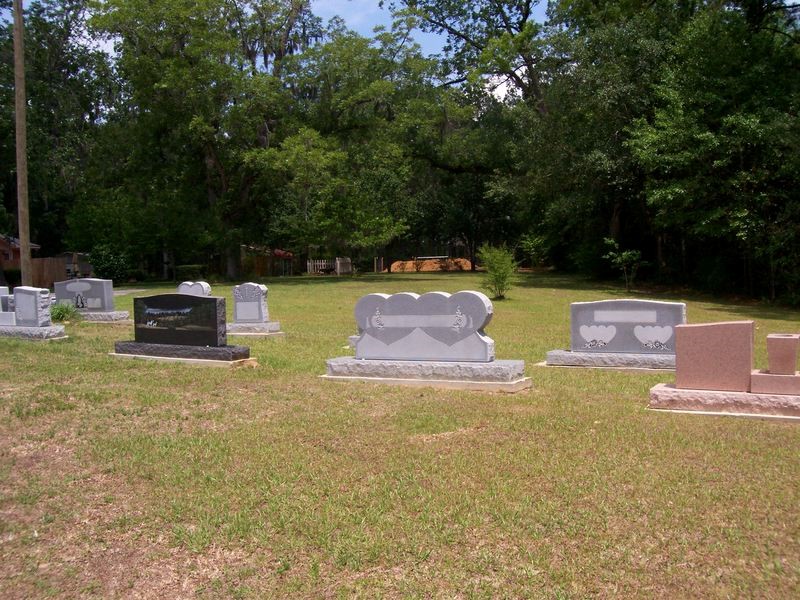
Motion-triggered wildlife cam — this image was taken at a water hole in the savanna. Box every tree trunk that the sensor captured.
[13,0,31,286]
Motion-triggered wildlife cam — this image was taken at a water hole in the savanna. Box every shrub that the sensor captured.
[519,233,548,267]
[603,238,647,292]
[50,302,81,323]
[89,244,132,283]
[477,244,517,299]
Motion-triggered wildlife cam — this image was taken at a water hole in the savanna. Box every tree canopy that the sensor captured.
[1,0,798,300]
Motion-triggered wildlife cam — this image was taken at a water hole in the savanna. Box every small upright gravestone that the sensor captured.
[113,293,252,366]
[546,299,686,369]
[227,282,282,336]
[178,281,212,296]
[0,286,66,340]
[324,290,530,392]
[54,278,129,322]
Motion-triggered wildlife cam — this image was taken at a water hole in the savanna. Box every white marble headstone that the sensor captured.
[178,281,212,296]
[354,290,495,362]
[233,282,268,323]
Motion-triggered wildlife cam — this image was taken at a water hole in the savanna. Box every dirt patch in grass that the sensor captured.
[389,258,472,273]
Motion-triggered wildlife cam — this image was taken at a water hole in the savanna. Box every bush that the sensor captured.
[50,302,81,323]
[603,238,647,292]
[477,244,517,300]
[89,244,132,283]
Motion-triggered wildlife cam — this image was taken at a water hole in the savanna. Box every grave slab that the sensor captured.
[545,349,675,370]
[114,341,249,361]
[0,324,66,340]
[649,383,800,418]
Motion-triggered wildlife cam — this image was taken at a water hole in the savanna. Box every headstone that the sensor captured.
[114,293,249,362]
[353,291,495,362]
[675,321,753,392]
[233,282,269,323]
[766,334,800,375]
[570,299,686,354]
[134,294,225,347]
[54,278,114,312]
[14,287,52,327]
[178,281,211,296]
[324,290,530,392]
[0,286,8,296]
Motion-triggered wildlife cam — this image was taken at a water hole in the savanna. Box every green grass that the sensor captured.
[0,272,798,597]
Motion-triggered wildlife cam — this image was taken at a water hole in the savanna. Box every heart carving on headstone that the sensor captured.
[355,291,493,347]
[579,325,616,347]
[633,325,673,346]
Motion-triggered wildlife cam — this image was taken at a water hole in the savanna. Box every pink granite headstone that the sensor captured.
[766,333,800,375]
[675,321,754,392]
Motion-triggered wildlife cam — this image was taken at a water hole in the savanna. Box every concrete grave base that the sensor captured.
[546,349,675,370]
[110,353,257,368]
[81,311,131,323]
[322,357,532,393]
[0,325,67,340]
[114,341,250,361]
[649,383,800,418]
[226,321,283,336]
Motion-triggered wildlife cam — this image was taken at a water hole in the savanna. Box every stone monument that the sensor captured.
[226,282,283,336]
[113,293,253,367]
[0,286,66,340]
[546,299,686,369]
[323,291,531,392]
[178,281,212,296]
[54,278,130,322]
[649,321,800,418]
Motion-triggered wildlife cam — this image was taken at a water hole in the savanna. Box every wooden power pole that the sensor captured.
[13,0,32,286]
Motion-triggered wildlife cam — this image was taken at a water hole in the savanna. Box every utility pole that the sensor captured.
[13,0,32,286]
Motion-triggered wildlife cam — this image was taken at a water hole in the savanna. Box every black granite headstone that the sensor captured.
[134,294,226,347]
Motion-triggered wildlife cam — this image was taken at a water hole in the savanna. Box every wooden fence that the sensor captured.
[2,257,68,289]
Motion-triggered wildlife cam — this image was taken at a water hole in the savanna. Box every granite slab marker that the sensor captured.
[53,278,130,321]
[324,290,530,392]
[675,321,753,392]
[113,293,252,366]
[546,299,686,369]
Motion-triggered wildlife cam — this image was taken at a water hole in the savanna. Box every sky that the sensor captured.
[311,0,447,55]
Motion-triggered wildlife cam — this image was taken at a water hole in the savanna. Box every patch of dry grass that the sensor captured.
[0,272,798,598]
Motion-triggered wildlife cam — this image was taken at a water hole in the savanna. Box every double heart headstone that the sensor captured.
[570,299,686,354]
[353,291,495,362]
[178,281,212,297]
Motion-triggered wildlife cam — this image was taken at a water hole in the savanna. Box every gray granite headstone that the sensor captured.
[54,278,114,312]
[0,286,8,296]
[14,286,52,327]
[233,282,268,323]
[178,281,212,296]
[570,299,686,354]
[354,291,495,362]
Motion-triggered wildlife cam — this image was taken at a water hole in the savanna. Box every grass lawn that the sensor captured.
[1,271,798,598]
